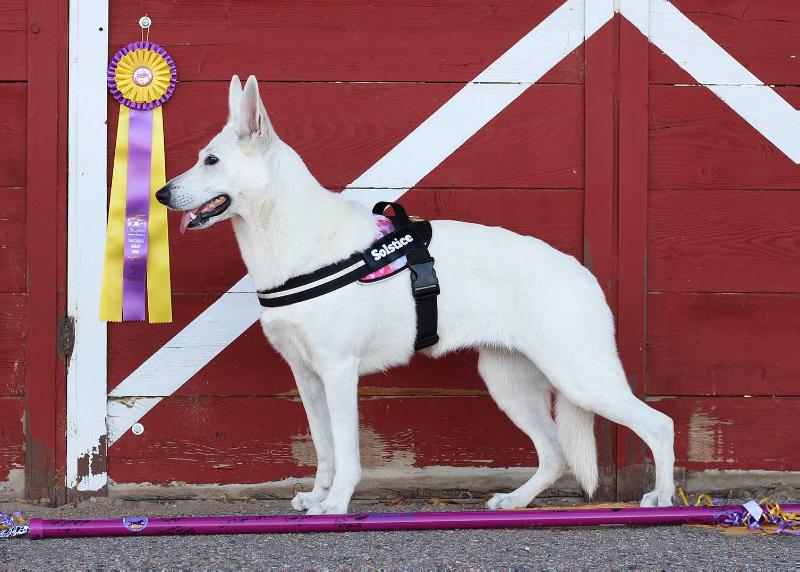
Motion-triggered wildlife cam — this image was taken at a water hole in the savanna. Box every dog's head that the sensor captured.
[155,75,277,233]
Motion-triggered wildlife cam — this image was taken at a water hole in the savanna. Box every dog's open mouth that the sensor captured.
[179,195,231,234]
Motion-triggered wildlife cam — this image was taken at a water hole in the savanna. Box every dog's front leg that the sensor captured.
[305,358,360,515]
[289,364,335,512]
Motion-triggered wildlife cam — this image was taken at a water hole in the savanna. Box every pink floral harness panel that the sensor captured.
[358,215,409,283]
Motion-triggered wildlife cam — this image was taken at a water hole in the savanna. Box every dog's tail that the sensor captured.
[555,393,599,497]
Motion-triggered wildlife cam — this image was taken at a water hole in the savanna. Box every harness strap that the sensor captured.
[257,202,440,351]
[257,254,366,307]
[372,202,440,350]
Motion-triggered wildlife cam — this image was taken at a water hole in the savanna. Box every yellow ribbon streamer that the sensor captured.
[677,487,715,507]
[99,105,130,322]
[146,106,172,322]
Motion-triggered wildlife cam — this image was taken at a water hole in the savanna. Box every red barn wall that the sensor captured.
[1,0,66,503]
[0,0,29,499]
[105,0,590,494]
[644,0,800,479]
[103,0,800,499]
[2,0,798,502]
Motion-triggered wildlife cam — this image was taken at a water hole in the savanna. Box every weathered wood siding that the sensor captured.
[104,0,589,490]
[103,0,800,496]
[0,0,28,498]
[6,0,798,501]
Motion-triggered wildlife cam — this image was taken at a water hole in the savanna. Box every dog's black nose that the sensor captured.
[155,185,171,205]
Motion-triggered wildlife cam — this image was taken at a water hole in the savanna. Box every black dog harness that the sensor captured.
[257,202,440,350]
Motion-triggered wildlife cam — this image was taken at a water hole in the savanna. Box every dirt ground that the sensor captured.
[1,497,798,570]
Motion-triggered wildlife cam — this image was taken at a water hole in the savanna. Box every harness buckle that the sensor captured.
[410,260,440,298]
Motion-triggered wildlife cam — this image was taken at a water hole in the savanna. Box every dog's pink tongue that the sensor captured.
[179,210,197,234]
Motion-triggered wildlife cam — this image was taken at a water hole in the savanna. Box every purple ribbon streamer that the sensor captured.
[718,506,800,536]
[122,109,154,320]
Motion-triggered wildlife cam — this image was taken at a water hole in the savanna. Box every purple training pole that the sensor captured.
[28,504,800,539]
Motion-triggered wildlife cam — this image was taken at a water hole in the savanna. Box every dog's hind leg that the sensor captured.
[478,348,568,510]
[528,349,675,507]
[289,363,335,511]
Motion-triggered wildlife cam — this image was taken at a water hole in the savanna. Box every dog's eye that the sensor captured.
[204,155,219,166]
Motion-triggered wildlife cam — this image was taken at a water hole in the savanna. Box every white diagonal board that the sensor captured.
[622,0,800,163]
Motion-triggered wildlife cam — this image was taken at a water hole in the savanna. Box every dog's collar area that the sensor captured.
[257,201,440,351]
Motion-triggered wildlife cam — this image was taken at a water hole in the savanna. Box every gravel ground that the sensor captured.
[1,497,797,570]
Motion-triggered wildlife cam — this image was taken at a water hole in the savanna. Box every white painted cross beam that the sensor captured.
[624,0,800,163]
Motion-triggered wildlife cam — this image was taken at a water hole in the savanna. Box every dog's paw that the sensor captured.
[640,490,673,507]
[306,498,350,515]
[486,492,531,510]
[291,490,327,512]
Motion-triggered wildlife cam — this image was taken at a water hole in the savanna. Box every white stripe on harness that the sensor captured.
[257,260,367,300]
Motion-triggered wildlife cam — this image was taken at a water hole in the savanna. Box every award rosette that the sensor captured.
[100,40,176,322]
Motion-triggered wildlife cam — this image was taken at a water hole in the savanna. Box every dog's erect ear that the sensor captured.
[235,75,273,142]
[228,75,243,123]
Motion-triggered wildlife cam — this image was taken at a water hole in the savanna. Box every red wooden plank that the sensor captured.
[0,397,25,492]
[582,15,617,500]
[618,17,649,397]
[0,0,28,81]
[0,84,26,187]
[25,0,65,503]
[651,0,800,86]
[54,0,69,505]
[108,82,583,192]
[0,1,26,80]
[109,0,582,83]
[649,85,800,190]
[650,190,800,293]
[583,18,615,299]
[360,351,486,396]
[0,294,25,396]
[403,189,583,257]
[108,396,535,485]
[616,15,650,499]
[418,84,583,189]
[0,0,28,499]
[649,396,800,471]
[0,189,25,293]
[647,293,800,397]
[0,0,25,27]
[0,33,26,80]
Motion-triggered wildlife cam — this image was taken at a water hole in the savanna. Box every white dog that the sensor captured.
[156,75,675,515]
